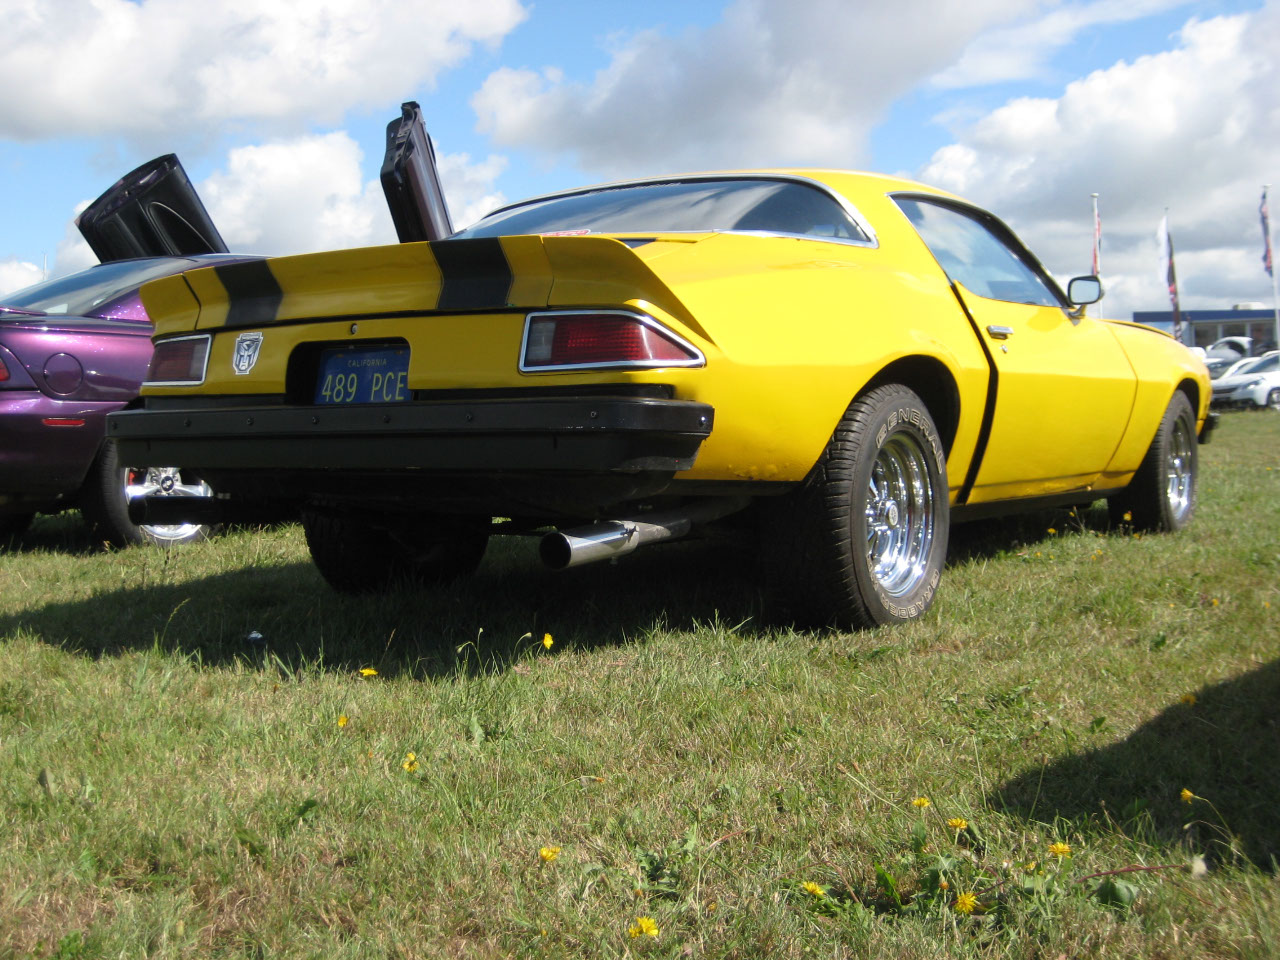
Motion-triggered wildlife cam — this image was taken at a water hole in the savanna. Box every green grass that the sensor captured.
[2,413,1278,959]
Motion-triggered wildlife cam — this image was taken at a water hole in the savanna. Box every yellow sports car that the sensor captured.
[109,121,1212,628]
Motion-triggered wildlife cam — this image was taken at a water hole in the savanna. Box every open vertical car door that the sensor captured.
[76,155,229,263]
[379,101,455,242]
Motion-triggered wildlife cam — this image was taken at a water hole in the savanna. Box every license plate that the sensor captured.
[314,346,410,404]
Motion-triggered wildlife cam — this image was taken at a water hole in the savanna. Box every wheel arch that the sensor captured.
[860,355,961,458]
[1175,376,1200,417]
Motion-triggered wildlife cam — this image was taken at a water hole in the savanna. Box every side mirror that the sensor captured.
[1067,275,1103,306]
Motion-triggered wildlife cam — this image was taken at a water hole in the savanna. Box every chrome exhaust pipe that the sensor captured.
[127,495,288,527]
[128,494,228,526]
[539,497,748,570]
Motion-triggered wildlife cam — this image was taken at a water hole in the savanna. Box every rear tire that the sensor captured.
[1266,388,1280,412]
[1108,391,1197,532]
[82,439,215,548]
[301,510,491,594]
[762,384,949,628]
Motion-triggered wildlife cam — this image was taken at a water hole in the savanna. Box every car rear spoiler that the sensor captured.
[380,101,454,243]
[76,155,229,263]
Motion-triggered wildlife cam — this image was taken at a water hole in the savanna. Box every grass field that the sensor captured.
[1,412,1277,959]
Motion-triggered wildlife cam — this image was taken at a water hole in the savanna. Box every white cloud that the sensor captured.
[930,0,1189,88]
[437,153,509,229]
[28,133,509,276]
[472,0,1042,177]
[199,133,392,254]
[919,5,1280,318]
[0,258,44,297]
[190,134,509,257]
[0,0,527,140]
[53,204,97,278]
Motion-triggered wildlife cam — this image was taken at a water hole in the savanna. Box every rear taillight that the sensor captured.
[145,334,210,385]
[520,311,703,371]
[0,356,8,383]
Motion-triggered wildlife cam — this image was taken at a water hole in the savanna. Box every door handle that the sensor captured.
[986,325,1015,340]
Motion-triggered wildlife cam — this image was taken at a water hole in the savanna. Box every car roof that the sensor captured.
[472,169,961,223]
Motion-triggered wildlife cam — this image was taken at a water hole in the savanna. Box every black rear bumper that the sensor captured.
[107,395,714,474]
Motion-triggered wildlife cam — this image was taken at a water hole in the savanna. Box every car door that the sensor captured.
[380,101,455,242]
[76,155,228,263]
[896,196,1135,502]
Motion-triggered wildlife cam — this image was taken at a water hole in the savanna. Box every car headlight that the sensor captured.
[1241,377,1263,389]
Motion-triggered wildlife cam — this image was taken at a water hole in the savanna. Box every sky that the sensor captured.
[1,0,1276,321]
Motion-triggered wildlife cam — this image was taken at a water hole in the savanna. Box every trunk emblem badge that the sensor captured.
[233,332,264,374]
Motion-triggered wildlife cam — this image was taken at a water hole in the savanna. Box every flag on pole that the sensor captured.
[1262,187,1273,278]
[1157,213,1182,342]
[1091,194,1101,276]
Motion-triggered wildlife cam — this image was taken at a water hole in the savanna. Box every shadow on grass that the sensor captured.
[990,658,1280,872]
[1,511,99,556]
[947,501,1115,566]
[5,503,1120,679]
[1,532,771,679]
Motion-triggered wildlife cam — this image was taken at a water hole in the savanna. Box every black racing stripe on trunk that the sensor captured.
[432,238,513,311]
[215,261,284,328]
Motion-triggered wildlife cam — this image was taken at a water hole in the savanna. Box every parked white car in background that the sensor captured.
[1210,352,1280,410]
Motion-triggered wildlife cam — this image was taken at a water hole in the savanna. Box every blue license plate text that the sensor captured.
[314,347,410,404]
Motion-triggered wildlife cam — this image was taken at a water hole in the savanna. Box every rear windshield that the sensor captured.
[455,178,870,242]
[1,258,197,318]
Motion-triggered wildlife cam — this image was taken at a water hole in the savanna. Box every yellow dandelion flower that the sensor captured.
[539,845,561,863]
[359,667,378,677]
[627,916,659,939]
[1180,693,1197,706]
[542,633,554,650]
[947,817,968,831]
[1047,527,1057,535]
[912,796,931,808]
[1181,788,1195,804]
[1048,841,1072,858]
[402,752,419,773]
[939,879,950,890]
[1123,510,1133,522]
[801,881,825,898]
[337,714,349,728]
[1211,598,1220,607]
[954,891,978,914]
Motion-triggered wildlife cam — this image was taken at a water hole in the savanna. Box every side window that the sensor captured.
[895,197,1063,308]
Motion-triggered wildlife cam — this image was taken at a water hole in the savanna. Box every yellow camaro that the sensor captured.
[109,167,1212,628]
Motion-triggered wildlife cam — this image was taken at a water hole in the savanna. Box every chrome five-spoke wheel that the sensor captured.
[1164,413,1194,526]
[865,432,936,598]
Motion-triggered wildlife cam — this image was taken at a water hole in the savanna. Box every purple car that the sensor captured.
[0,155,257,547]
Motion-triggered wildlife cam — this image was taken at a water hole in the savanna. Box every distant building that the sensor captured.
[1130,305,1278,352]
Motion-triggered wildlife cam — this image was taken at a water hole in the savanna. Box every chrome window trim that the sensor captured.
[465,174,880,250]
[519,309,707,374]
[142,332,211,387]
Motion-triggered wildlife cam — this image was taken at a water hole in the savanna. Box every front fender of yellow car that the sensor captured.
[1095,320,1212,489]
